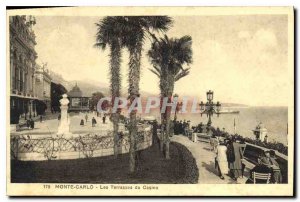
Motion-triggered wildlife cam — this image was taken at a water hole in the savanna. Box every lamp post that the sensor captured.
[199,90,221,133]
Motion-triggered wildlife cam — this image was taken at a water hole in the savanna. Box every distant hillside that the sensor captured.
[50,70,109,96]
[221,103,249,107]
[67,80,109,97]
[50,71,154,98]
[49,71,249,106]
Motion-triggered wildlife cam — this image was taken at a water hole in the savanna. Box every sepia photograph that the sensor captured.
[6,6,294,196]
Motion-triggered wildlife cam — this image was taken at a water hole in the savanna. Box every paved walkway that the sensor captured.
[11,112,113,136]
[171,135,248,184]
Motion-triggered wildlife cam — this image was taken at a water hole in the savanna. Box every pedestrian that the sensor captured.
[92,117,97,127]
[102,115,106,124]
[197,122,203,133]
[30,118,34,129]
[170,120,174,137]
[40,115,43,123]
[26,119,31,129]
[210,136,219,152]
[227,138,243,181]
[216,140,228,180]
[269,150,282,183]
[179,120,183,134]
[80,119,84,126]
[85,113,88,122]
[174,121,179,135]
[183,120,187,135]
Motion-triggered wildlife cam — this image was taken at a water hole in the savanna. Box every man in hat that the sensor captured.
[259,150,272,166]
[246,154,273,184]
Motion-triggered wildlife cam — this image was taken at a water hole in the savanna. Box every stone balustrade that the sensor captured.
[11,125,152,161]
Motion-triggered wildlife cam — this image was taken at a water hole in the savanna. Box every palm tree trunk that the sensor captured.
[159,97,165,152]
[165,103,171,159]
[164,76,175,159]
[112,113,119,158]
[129,111,137,173]
[109,42,121,158]
[128,41,142,173]
[160,67,169,155]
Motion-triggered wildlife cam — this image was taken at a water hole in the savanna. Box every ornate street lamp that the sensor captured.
[199,90,221,130]
[207,90,213,102]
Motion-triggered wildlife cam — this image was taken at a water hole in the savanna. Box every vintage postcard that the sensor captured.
[6,7,294,196]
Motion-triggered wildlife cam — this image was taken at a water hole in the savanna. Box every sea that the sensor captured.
[141,106,289,145]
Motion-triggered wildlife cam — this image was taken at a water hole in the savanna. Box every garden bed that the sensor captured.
[11,141,198,184]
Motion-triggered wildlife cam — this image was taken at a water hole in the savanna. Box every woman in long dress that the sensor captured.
[227,138,243,180]
[216,141,228,179]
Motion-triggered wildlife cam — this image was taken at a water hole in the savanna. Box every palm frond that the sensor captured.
[148,68,161,78]
[143,16,173,32]
[94,42,107,50]
[174,68,190,81]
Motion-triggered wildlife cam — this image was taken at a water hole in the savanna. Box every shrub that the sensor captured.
[172,142,199,183]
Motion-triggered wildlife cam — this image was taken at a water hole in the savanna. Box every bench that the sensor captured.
[242,143,288,183]
[16,121,29,131]
[192,133,211,143]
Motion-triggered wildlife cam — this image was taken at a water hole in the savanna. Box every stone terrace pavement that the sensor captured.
[11,112,113,136]
[171,135,248,184]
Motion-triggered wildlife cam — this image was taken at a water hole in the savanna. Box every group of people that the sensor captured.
[173,119,191,136]
[192,122,205,133]
[79,113,107,127]
[215,137,243,181]
[215,136,282,183]
[26,118,35,129]
[246,150,282,184]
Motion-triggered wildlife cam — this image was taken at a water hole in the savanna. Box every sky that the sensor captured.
[33,15,289,106]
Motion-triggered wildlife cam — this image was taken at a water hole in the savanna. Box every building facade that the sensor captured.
[67,83,90,112]
[35,64,52,114]
[253,122,268,143]
[9,15,38,124]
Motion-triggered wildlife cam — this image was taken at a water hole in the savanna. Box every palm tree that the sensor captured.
[123,16,173,173]
[148,35,193,159]
[95,17,128,158]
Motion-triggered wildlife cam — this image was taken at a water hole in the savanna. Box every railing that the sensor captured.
[210,127,288,155]
[242,142,288,183]
[192,132,211,143]
[11,126,152,161]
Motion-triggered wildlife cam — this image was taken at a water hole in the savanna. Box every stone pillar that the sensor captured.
[192,133,198,142]
[33,101,36,117]
[29,100,33,118]
[57,94,72,137]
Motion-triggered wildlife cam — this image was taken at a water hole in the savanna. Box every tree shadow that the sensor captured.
[201,161,219,176]
[201,161,243,184]
[202,147,213,152]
